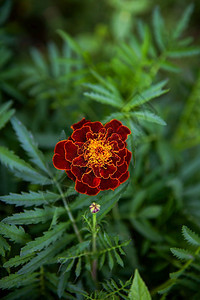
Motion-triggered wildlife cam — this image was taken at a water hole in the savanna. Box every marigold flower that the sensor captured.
[53,118,132,196]
[89,202,100,213]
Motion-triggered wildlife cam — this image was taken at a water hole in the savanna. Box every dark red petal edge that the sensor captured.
[71,118,90,130]
[75,180,100,195]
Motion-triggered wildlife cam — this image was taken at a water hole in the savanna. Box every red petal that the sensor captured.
[84,121,103,133]
[108,133,125,149]
[100,164,117,179]
[72,126,91,142]
[105,127,114,139]
[66,170,76,181]
[75,180,99,195]
[71,118,90,130]
[110,152,120,165]
[54,140,67,156]
[125,150,132,165]
[92,165,101,177]
[119,171,129,183]
[105,119,122,132]
[64,140,78,162]
[111,162,128,179]
[82,170,101,188]
[71,165,85,181]
[72,155,87,167]
[116,148,126,166]
[117,125,131,141]
[100,178,119,191]
[53,154,71,170]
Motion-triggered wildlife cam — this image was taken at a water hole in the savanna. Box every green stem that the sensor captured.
[53,177,83,243]
[91,213,98,283]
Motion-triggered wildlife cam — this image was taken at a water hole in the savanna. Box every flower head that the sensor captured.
[89,202,100,213]
[53,118,132,195]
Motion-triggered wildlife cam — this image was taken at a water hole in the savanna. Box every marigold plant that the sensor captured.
[53,118,132,195]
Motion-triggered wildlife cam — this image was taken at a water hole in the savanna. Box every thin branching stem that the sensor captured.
[53,176,83,243]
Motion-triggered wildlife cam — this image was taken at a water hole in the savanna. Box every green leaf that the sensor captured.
[123,80,168,111]
[18,235,71,275]
[182,226,200,247]
[167,47,200,58]
[3,253,35,268]
[131,219,163,242]
[1,285,39,300]
[48,42,60,78]
[128,269,151,300]
[57,271,70,298]
[0,223,30,244]
[0,101,15,130]
[11,117,49,175]
[160,61,181,73]
[152,7,165,51]
[0,0,12,26]
[30,48,47,72]
[0,235,10,257]
[75,258,81,278]
[97,181,129,221]
[20,222,69,256]
[0,146,51,185]
[138,205,162,219]
[0,272,39,290]
[84,91,122,108]
[130,111,166,126]
[172,4,194,40]
[57,30,82,56]
[108,251,114,270]
[170,248,194,261]
[99,253,105,269]
[0,190,60,207]
[3,206,65,225]
[114,250,124,267]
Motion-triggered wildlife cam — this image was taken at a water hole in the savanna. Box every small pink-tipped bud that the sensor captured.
[89,202,100,213]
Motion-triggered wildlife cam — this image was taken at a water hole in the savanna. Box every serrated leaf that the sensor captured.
[30,48,47,72]
[152,7,165,51]
[108,251,114,270]
[1,284,39,300]
[0,108,15,130]
[0,272,39,290]
[170,247,194,261]
[20,222,69,256]
[130,111,166,126]
[0,190,60,207]
[172,4,194,40]
[114,250,124,267]
[11,117,49,175]
[57,30,82,56]
[3,253,35,268]
[84,91,122,108]
[167,47,200,58]
[18,235,71,275]
[57,270,70,298]
[99,253,105,269]
[75,258,81,278]
[123,80,168,111]
[0,235,10,257]
[128,269,151,300]
[3,206,65,225]
[182,226,200,247]
[0,223,30,244]
[104,232,112,247]
[0,146,51,185]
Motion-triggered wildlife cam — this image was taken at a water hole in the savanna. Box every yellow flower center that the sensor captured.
[84,138,112,167]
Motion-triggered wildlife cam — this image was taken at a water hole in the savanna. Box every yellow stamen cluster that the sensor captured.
[84,138,112,167]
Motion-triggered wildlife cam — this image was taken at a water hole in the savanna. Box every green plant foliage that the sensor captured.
[0,2,200,299]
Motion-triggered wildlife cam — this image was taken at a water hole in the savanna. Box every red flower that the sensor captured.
[53,118,132,196]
